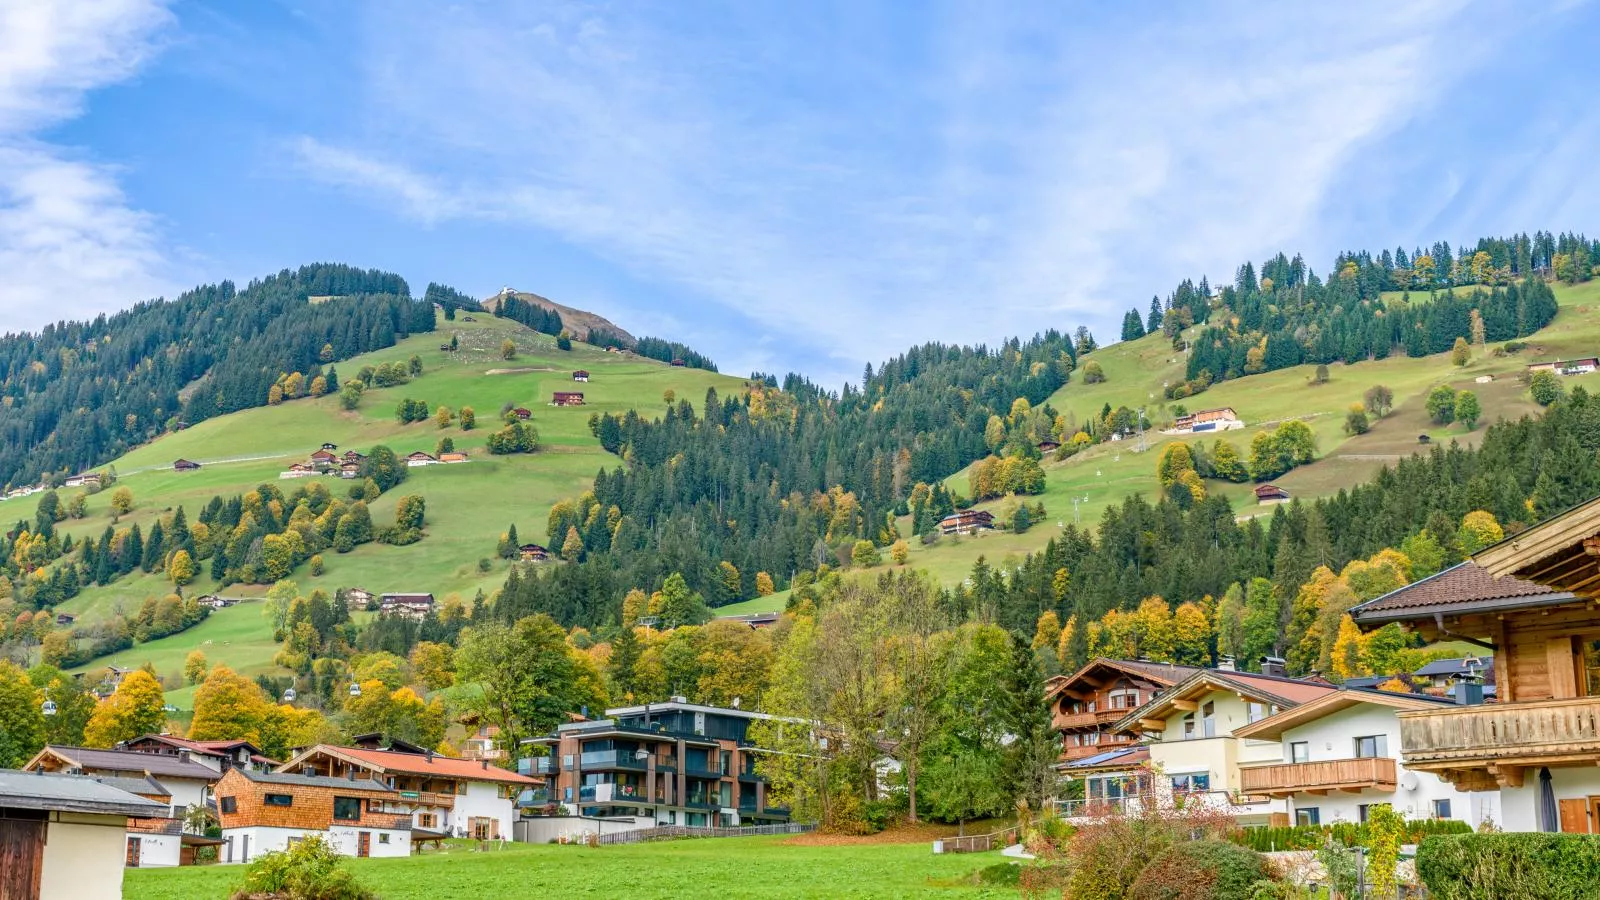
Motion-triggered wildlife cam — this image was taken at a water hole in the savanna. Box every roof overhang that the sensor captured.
[1474,495,1600,594]
[1352,589,1579,625]
[1232,689,1453,742]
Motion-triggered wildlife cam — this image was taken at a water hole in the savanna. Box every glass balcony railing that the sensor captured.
[580,749,648,770]
[517,757,557,776]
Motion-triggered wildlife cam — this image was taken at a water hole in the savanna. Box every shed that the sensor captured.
[0,769,166,898]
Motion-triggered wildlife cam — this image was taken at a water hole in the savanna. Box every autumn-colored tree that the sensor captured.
[0,661,44,767]
[718,560,741,597]
[1344,404,1370,435]
[1215,583,1246,663]
[409,642,455,691]
[184,650,208,685]
[1363,384,1395,417]
[1451,336,1471,367]
[754,572,776,596]
[694,619,774,707]
[434,405,453,428]
[1457,510,1504,555]
[656,573,709,629]
[309,375,328,397]
[1081,360,1106,383]
[500,339,516,360]
[309,553,324,576]
[1132,596,1176,662]
[110,486,134,516]
[1155,442,1195,488]
[168,549,196,586]
[1530,369,1564,406]
[267,384,285,405]
[459,406,475,430]
[561,525,583,562]
[84,670,166,748]
[621,588,649,626]
[189,665,270,743]
[851,540,881,568]
[890,540,910,565]
[1330,615,1371,682]
[1172,601,1210,665]
[1032,610,1062,650]
[984,415,1007,451]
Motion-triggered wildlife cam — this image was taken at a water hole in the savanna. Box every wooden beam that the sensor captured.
[1138,719,1166,732]
[1490,764,1525,789]
[1171,700,1199,712]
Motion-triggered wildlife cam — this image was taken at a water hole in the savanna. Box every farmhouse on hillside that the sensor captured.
[518,543,550,562]
[512,407,532,420]
[1038,439,1061,452]
[172,459,201,471]
[0,770,167,897]
[552,391,585,407]
[1254,484,1291,504]
[939,509,995,535]
[1527,357,1600,376]
[280,463,318,479]
[310,449,338,465]
[1165,407,1242,435]
[572,370,590,382]
[64,472,101,488]
[339,462,361,479]
[405,451,439,467]
[439,451,468,463]
[379,593,435,620]
[321,442,338,451]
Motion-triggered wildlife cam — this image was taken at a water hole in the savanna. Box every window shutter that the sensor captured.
[1559,798,1589,834]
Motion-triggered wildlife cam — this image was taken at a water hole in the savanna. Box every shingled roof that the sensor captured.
[32,745,221,781]
[1350,561,1571,625]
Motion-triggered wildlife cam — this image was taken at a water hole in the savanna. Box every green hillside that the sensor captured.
[36,311,744,696]
[891,280,1600,582]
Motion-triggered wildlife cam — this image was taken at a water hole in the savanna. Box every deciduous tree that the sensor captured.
[84,670,166,748]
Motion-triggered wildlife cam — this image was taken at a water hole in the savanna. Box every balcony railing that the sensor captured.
[1054,707,1135,730]
[394,790,455,809]
[518,757,556,776]
[580,749,648,770]
[578,783,653,804]
[518,789,553,806]
[1055,790,1270,820]
[684,760,724,778]
[682,796,720,810]
[1398,698,1600,768]
[1240,757,1398,797]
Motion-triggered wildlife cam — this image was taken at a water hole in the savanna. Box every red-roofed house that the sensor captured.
[276,744,535,840]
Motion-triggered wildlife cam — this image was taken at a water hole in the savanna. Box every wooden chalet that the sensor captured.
[1047,658,1199,763]
[64,472,102,488]
[345,588,374,607]
[1038,439,1061,453]
[670,358,686,367]
[572,370,590,382]
[214,768,410,862]
[339,462,361,479]
[1170,407,1240,434]
[379,593,435,621]
[1254,484,1291,503]
[55,613,75,627]
[439,451,468,464]
[518,543,550,562]
[172,459,201,472]
[552,391,585,407]
[310,449,339,465]
[938,509,995,535]
[1351,499,1600,832]
[405,451,438,467]
[342,450,367,463]
[512,407,532,420]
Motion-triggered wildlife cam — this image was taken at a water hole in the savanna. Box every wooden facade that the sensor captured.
[1047,659,1195,762]
[215,769,407,832]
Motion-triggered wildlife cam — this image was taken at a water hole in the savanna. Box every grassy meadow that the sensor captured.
[41,312,746,699]
[122,836,1013,900]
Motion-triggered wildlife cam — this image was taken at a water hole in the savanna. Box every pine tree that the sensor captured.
[1001,632,1059,812]
[1147,296,1164,333]
[607,626,642,701]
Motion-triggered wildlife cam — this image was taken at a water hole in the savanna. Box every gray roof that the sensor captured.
[42,745,220,781]
[1414,656,1494,678]
[87,774,170,798]
[236,769,394,793]
[0,769,167,818]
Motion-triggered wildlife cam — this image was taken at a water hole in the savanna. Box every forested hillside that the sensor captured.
[0,264,430,488]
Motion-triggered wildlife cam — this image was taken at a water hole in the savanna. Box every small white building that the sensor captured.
[0,769,168,899]
[1234,688,1497,828]
[378,593,435,621]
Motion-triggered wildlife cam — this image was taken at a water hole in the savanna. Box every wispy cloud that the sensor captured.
[293,0,1569,383]
[0,0,174,327]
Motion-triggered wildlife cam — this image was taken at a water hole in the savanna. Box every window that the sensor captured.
[418,813,437,829]
[1182,715,1195,739]
[1296,808,1320,826]
[1246,702,1270,723]
[378,833,390,844]
[1358,804,1373,823]
[1201,701,1216,738]
[219,796,237,814]
[265,794,293,807]
[1289,742,1310,764]
[454,781,467,795]
[1354,735,1388,759]
[333,797,361,821]
[1170,773,1210,794]
[1433,799,1452,819]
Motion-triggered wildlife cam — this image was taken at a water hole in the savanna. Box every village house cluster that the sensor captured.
[280,442,469,480]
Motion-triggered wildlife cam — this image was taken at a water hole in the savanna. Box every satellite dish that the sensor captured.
[1400,773,1420,791]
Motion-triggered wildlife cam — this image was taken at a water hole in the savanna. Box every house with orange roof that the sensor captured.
[275,743,535,840]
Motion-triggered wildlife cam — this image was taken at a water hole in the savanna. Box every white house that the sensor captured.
[276,744,535,840]
[215,768,410,863]
[1107,663,1337,826]
[0,769,168,898]
[1234,688,1498,828]
[25,745,219,818]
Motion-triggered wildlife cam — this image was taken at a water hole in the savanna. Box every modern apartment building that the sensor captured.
[520,698,793,827]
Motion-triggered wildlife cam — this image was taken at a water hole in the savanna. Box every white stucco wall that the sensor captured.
[129,831,182,868]
[1145,687,1288,824]
[156,777,211,817]
[221,825,410,862]
[452,781,515,838]
[1500,767,1600,833]
[1274,703,1497,828]
[514,815,654,843]
[40,814,128,900]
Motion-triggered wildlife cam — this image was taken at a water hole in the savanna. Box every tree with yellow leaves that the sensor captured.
[890,540,910,565]
[1172,601,1210,665]
[1032,611,1062,650]
[694,619,775,707]
[1132,596,1176,662]
[84,670,166,748]
[1330,615,1371,682]
[561,525,584,562]
[1456,510,1504,555]
[189,665,270,744]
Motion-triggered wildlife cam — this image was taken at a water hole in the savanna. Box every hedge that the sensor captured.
[1129,840,1269,900]
[1416,833,1600,900]
[1232,818,1472,853]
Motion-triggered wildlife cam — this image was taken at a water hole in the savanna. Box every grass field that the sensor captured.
[39,312,747,699]
[122,836,1013,900]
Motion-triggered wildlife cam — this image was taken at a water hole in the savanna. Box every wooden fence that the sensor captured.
[597,822,816,845]
[940,825,1021,853]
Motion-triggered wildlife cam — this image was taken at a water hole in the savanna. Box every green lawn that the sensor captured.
[122,836,1013,900]
[714,590,792,616]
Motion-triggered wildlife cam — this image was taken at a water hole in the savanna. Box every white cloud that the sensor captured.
[0,0,173,326]
[294,0,1554,382]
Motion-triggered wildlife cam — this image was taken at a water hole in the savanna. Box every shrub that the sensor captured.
[1061,801,1237,900]
[230,835,374,900]
[1417,833,1600,900]
[1129,839,1269,900]
[975,862,1021,886]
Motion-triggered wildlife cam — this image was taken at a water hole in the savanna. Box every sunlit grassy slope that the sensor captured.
[43,311,745,696]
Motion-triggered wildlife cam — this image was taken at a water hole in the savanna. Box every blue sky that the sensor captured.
[2,1,1598,385]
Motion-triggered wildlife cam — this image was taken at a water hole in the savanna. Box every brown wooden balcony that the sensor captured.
[1054,707,1136,730]
[1240,757,1397,798]
[1397,698,1600,788]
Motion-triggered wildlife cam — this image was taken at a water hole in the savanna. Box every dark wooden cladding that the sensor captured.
[0,816,46,900]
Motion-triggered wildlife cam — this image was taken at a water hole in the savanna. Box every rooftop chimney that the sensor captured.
[1217,656,1236,672]
[480,759,489,770]
[425,750,435,763]
[1452,672,1485,706]
[1260,656,1288,678]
